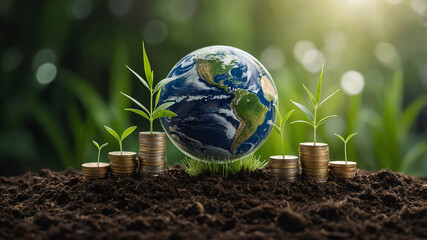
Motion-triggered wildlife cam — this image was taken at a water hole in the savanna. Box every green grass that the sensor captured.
[181,155,268,177]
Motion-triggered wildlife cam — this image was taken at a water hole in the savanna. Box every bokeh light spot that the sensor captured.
[143,19,168,45]
[293,40,315,63]
[301,49,325,73]
[411,0,427,16]
[374,42,400,68]
[260,46,285,71]
[340,71,365,95]
[36,63,57,85]
[72,0,92,19]
[33,48,56,71]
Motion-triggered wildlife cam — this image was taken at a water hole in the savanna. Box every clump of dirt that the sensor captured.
[0,165,426,239]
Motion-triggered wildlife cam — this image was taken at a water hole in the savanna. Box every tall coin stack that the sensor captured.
[268,155,299,182]
[139,132,168,175]
[82,162,110,180]
[329,161,357,179]
[109,151,138,176]
[299,142,329,182]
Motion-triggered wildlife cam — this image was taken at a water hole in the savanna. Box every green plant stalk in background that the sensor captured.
[270,105,295,158]
[291,65,340,145]
[182,155,268,177]
[92,140,108,167]
[121,42,177,134]
[104,126,137,155]
[335,132,357,164]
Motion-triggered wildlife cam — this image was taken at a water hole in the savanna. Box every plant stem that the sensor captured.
[281,130,285,159]
[313,107,317,146]
[120,141,123,155]
[344,141,347,165]
[97,148,100,167]
[150,89,153,134]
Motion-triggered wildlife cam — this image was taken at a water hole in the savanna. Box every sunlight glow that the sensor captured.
[143,19,168,45]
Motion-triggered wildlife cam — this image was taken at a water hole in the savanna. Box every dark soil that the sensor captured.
[1,165,426,240]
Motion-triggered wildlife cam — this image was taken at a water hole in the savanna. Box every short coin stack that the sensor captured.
[299,142,329,182]
[139,132,168,175]
[109,151,138,176]
[268,155,299,182]
[82,162,110,180]
[329,161,357,179]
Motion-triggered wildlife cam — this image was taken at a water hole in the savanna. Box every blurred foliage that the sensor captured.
[1,0,427,176]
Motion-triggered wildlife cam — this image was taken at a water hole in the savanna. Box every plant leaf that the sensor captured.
[125,108,150,120]
[155,90,161,109]
[345,132,358,142]
[318,89,340,109]
[126,65,150,90]
[154,102,175,114]
[282,109,295,126]
[92,140,100,149]
[274,126,281,136]
[316,115,337,127]
[153,109,177,120]
[142,42,153,89]
[274,105,282,126]
[104,126,120,142]
[121,126,137,141]
[120,92,150,115]
[290,100,314,122]
[303,84,317,107]
[334,133,346,143]
[100,143,108,149]
[290,120,313,126]
[154,77,174,93]
[315,65,324,103]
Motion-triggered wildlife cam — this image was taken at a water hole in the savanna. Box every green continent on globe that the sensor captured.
[195,57,268,154]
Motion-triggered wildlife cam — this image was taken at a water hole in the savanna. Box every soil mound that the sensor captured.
[1,167,426,239]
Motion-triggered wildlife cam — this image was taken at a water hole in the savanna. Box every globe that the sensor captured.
[158,45,278,161]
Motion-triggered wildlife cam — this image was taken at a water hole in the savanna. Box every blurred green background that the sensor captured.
[1,0,427,176]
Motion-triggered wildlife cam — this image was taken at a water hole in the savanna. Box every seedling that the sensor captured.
[104,125,137,155]
[92,140,108,167]
[121,42,177,134]
[335,132,358,164]
[291,65,340,145]
[270,105,295,158]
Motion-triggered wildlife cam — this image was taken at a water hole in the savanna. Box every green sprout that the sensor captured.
[270,105,295,158]
[104,125,137,155]
[92,140,108,167]
[335,132,358,164]
[291,65,340,145]
[121,42,177,134]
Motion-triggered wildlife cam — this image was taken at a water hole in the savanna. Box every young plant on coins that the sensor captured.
[291,65,340,182]
[81,141,109,180]
[329,132,358,179]
[121,42,177,175]
[104,125,138,176]
[268,106,298,182]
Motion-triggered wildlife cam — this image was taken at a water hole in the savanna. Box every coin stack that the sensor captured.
[82,162,110,180]
[268,155,299,182]
[139,132,168,175]
[329,161,357,179]
[109,151,138,176]
[299,142,329,182]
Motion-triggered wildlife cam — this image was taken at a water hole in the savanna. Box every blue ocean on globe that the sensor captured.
[158,45,278,161]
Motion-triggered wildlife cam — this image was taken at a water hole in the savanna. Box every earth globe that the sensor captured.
[158,45,278,162]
